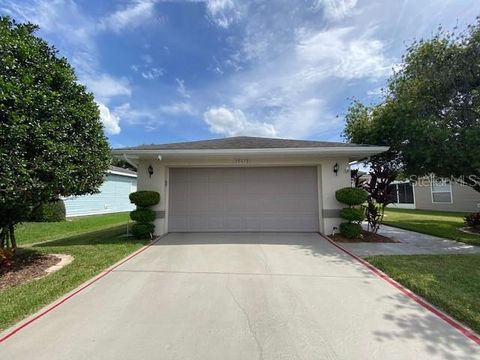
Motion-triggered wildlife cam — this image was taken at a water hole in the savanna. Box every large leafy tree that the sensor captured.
[0,17,110,249]
[344,20,480,192]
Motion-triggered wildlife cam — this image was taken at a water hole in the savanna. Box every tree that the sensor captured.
[344,19,480,192]
[0,17,110,249]
[362,162,398,234]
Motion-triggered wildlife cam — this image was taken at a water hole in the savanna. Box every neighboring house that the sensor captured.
[389,178,480,213]
[63,166,137,217]
[112,136,387,236]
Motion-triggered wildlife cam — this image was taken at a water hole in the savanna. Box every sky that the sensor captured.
[1,0,479,148]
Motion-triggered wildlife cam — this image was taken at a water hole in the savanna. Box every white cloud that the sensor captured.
[160,102,195,115]
[296,27,390,80]
[176,78,191,98]
[98,102,121,135]
[203,107,276,137]
[141,67,164,80]
[84,74,131,101]
[205,0,242,28]
[311,0,358,21]
[99,0,157,33]
[113,103,157,123]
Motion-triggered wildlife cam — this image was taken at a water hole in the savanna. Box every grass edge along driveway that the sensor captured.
[383,208,480,246]
[367,254,480,334]
[15,212,131,246]
[0,226,147,332]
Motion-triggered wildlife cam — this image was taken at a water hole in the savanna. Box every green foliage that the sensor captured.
[129,191,160,208]
[130,223,154,239]
[335,187,368,206]
[464,213,480,228]
[130,208,155,223]
[339,222,362,239]
[29,199,66,222]
[129,191,159,238]
[343,20,480,192]
[339,207,364,222]
[0,17,110,248]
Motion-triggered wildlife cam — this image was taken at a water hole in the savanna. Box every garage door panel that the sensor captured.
[168,167,319,232]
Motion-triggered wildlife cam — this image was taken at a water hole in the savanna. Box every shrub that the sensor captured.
[29,199,66,222]
[335,187,368,206]
[465,212,480,228]
[129,190,160,239]
[130,208,155,223]
[340,207,365,222]
[131,223,155,239]
[339,222,362,239]
[129,191,160,208]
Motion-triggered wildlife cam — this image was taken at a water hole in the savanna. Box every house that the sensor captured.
[389,177,480,213]
[63,166,137,217]
[113,136,387,236]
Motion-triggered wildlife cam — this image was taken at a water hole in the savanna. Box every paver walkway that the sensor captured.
[341,225,480,257]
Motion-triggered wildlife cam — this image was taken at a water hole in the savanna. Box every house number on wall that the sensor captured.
[235,159,249,165]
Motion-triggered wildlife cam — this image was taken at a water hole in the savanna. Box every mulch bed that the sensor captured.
[330,230,397,243]
[0,252,60,291]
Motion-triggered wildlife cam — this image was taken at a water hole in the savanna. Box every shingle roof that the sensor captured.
[109,165,137,176]
[115,136,374,151]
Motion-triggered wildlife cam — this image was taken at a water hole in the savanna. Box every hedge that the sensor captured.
[29,199,66,222]
[339,207,365,222]
[130,208,156,223]
[335,187,368,206]
[129,191,160,208]
[339,222,362,239]
[131,223,155,239]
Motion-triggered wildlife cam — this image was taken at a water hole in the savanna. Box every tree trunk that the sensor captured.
[0,226,6,248]
[9,223,16,250]
[0,223,16,250]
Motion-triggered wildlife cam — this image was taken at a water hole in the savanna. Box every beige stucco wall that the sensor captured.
[135,156,351,236]
[414,181,480,213]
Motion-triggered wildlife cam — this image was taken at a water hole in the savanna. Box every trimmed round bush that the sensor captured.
[130,208,156,223]
[335,187,368,206]
[30,199,66,222]
[339,207,364,222]
[131,223,155,239]
[339,222,362,239]
[129,191,160,207]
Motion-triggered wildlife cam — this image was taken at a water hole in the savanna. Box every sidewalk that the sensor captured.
[339,225,480,257]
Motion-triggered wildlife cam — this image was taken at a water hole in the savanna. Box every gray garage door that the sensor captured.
[168,167,319,232]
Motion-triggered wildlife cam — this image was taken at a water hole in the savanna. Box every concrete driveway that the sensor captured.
[0,233,478,359]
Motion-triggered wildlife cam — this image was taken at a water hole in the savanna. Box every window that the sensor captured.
[397,183,414,204]
[389,182,414,204]
[431,178,452,203]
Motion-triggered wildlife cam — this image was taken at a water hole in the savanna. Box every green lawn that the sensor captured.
[384,208,480,246]
[0,225,147,332]
[15,212,131,245]
[368,254,480,334]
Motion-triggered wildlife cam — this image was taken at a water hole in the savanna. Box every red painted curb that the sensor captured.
[0,238,159,344]
[322,234,480,346]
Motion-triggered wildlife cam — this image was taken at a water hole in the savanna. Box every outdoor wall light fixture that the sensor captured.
[148,165,154,178]
[333,162,339,176]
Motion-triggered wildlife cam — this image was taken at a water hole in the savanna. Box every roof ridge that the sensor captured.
[114,136,377,151]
